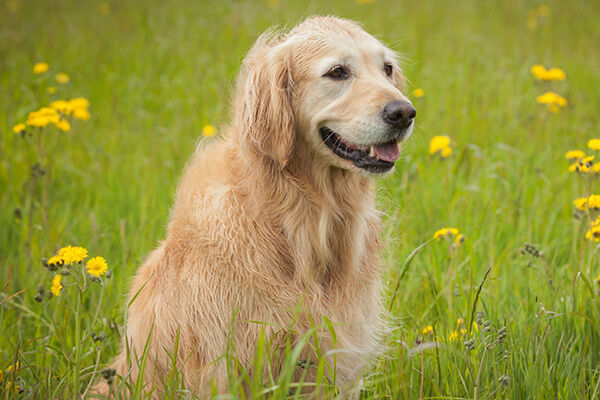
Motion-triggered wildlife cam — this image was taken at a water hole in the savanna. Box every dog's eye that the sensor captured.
[384,63,393,77]
[325,65,349,80]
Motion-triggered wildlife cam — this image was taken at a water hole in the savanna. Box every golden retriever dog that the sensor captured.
[96,15,415,398]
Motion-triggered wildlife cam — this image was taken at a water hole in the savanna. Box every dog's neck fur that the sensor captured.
[232,138,380,292]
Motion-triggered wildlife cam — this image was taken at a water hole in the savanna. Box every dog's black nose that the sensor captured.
[382,100,416,129]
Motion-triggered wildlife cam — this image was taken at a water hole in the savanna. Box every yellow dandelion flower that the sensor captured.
[412,88,425,98]
[588,195,600,210]
[202,125,216,137]
[441,146,453,158]
[472,321,479,332]
[455,233,465,245]
[6,362,19,373]
[69,97,90,109]
[47,86,57,94]
[26,108,59,128]
[545,68,566,81]
[537,92,567,107]
[438,146,452,157]
[47,255,64,267]
[448,330,461,342]
[429,135,452,155]
[433,227,460,240]
[55,73,70,84]
[565,150,585,161]
[51,275,63,296]
[460,328,467,336]
[568,163,579,173]
[569,161,592,173]
[86,256,108,277]
[530,64,546,79]
[50,99,73,115]
[457,318,464,326]
[548,104,560,114]
[13,123,26,134]
[581,155,595,166]
[588,139,600,151]
[73,108,91,120]
[38,107,59,117]
[56,119,71,132]
[573,197,588,211]
[531,65,566,81]
[33,62,49,74]
[586,226,600,242]
[58,245,88,264]
[26,116,47,128]
[591,163,600,174]
[422,325,433,336]
[536,92,555,103]
[5,381,21,394]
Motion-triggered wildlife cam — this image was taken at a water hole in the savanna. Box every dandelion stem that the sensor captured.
[473,346,488,400]
[82,344,103,398]
[73,278,82,397]
[419,350,424,400]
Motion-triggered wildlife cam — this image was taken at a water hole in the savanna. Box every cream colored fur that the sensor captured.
[95,15,411,398]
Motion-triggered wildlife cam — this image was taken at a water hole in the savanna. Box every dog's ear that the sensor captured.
[236,36,294,167]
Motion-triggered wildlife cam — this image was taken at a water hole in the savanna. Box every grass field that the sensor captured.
[2,0,600,398]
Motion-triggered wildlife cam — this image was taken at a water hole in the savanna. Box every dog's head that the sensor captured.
[234,16,414,175]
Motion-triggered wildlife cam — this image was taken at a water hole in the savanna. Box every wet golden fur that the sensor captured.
[96,15,411,398]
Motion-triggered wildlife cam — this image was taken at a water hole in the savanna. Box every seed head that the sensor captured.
[463,339,475,351]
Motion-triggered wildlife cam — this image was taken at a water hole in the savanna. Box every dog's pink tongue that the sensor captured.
[374,142,399,162]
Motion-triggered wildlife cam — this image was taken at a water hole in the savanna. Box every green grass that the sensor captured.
[2,0,600,398]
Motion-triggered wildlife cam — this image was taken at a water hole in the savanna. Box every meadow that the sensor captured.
[1,0,600,398]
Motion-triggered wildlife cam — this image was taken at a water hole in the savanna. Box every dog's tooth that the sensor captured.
[369,146,375,157]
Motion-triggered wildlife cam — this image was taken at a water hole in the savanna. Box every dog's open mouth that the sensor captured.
[319,127,399,173]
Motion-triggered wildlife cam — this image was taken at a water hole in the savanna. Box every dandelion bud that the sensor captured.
[38,285,45,294]
[498,375,510,386]
[476,311,484,325]
[105,269,112,279]
[101,368,117,385]
[296,358,315,370]
[497,326,507,342]
[463,339,475,351]
[45,291,53,300]
[482,321,492,332]
[60,268,70,276]
[34,293,43,302]
[41,258,49,268]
